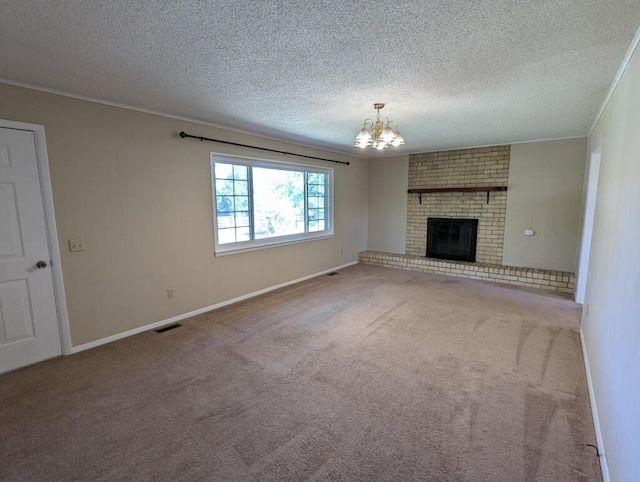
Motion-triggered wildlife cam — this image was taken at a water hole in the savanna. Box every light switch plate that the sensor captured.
[69,239,86,252]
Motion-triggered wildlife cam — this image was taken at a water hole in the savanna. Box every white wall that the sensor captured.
[367,155,409,254]
[502,138,587,271]
[0,83,369,346]
[581,35,640,482]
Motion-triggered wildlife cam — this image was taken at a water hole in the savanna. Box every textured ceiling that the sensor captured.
[0,1,639,157]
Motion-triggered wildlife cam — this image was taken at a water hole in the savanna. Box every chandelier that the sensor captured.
[354,103,405,150]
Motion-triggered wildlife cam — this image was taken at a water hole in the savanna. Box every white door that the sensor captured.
[0,127,62,373]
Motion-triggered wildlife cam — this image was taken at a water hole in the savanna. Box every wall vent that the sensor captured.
[155,323,183,333]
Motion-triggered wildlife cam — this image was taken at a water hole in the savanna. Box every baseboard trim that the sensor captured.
[69,261,358,355]
[580,327,610,482]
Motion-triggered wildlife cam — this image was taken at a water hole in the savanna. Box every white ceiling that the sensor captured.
[0,1,639,157]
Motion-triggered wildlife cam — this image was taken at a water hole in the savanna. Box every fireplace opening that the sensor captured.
[426,218,478,262]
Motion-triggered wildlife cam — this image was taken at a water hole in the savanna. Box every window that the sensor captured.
[211,153,333,255]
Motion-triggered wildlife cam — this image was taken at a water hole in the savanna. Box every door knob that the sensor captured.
[36,260,48,269]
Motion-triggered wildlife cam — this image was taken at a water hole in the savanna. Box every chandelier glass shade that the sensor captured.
[354,103,405,150]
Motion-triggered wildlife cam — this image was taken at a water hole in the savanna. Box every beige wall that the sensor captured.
[369,141,587,271]
[582,39,640,482]
[0,83,368,346]
[367,155,408,254]
[502,138,587,271]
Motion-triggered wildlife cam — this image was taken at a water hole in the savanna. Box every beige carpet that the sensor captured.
[0,264,601,481]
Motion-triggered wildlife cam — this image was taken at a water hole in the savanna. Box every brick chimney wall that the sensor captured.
[406,146,510,264]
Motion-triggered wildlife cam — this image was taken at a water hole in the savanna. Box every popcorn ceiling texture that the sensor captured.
[0,1,639,155]
[406,146,510,264]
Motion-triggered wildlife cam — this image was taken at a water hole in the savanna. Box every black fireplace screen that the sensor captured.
[426,218,478,262]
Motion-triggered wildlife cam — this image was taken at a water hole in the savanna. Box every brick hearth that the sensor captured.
[358,251,575,295]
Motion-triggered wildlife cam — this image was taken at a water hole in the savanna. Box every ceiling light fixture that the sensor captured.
[354,103,405,150]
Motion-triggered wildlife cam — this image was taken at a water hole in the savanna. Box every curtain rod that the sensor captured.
[179,131,350,166]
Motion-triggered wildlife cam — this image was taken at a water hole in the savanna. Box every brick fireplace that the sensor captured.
[406,146,510,263]
[358,144,576,295]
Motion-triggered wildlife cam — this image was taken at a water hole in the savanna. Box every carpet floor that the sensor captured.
[0,264,601,481]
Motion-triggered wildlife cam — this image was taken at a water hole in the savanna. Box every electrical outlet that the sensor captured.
[167,288,174,299]
[68,239,86,252]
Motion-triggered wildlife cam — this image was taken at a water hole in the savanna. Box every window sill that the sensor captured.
[214,232,334,257]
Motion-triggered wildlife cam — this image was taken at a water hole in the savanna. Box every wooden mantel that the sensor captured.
[407,186,508,204]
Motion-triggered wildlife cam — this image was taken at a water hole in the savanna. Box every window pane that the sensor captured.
[253,167,304,239]
[214,162,254,243]
[235,212,250,227]
[215,163,234,180]
[308,209,325,222]
[235,196,249,211]
[216,179,234,195]
[217,213,235,229]
[306,171,328,233]
[236,227,251,242]
[234,180,248,196]
[218,227,236,244]
[233,165,248,180]
[217,196,235,213]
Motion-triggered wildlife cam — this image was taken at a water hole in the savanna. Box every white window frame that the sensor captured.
[211,152,334,256]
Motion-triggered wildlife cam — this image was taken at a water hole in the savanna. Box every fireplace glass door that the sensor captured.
[426,218,478,262]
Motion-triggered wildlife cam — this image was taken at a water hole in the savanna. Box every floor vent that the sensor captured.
[155,323,182,333]
[327,272,339,276]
